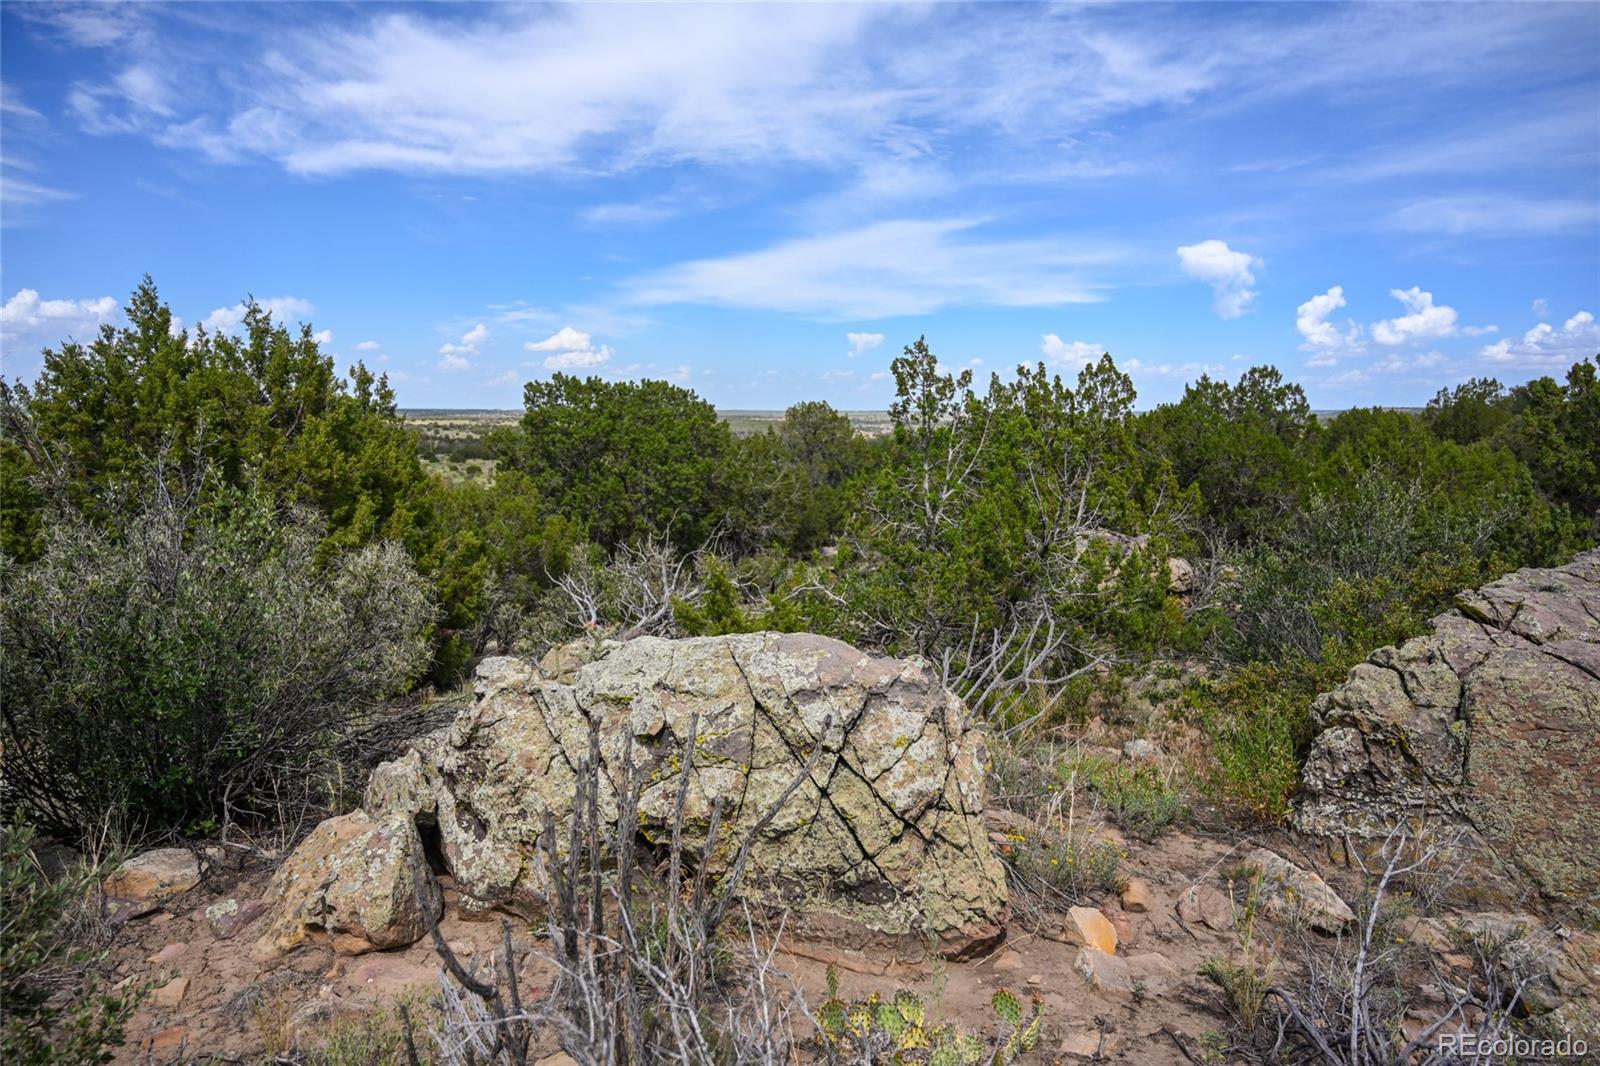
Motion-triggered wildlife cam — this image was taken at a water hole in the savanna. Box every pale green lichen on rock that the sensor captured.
[1294,549,1600,901]
[261,632,1009,959]
[251,810,439,962]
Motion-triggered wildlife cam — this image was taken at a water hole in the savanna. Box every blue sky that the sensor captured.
[2,2,1597,410]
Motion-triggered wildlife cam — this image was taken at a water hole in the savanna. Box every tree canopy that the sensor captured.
[4,277,1596,837]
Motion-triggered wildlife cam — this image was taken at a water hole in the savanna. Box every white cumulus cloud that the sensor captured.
[354,339,380,351]
[1481,310,1599,368]
[1370,287,1458,346]
[525,326,613,370]
[1041,334,1104,368]
[1295,286,1359,357]
[524,326,591,352]
[846,331,884,359]
[438,322,489,369]
[0,289,118,332]
[1176,239,1260,319]
[201,296,314,335]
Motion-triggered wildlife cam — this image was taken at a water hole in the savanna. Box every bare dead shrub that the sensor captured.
[548,534,706,640]
[407,713,821,1065]
[1254,828,1545,1066]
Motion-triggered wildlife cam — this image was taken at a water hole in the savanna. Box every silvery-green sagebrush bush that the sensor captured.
[1,481,434,842]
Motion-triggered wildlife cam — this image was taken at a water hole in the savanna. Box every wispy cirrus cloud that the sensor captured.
[628,218,1119,319]
[1327,102,1597,185]
[45,2,1593,186]
[1388,194,1600,236]
[1,171,75,209]
[846,332,884,359]
[14,2,154,49]
[1,81,41,119]
[1,83,75,217]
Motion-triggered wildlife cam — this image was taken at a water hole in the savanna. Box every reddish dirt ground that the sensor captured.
[102,813,1324,1065]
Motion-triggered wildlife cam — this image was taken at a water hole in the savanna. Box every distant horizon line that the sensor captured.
[398,405,1425,416]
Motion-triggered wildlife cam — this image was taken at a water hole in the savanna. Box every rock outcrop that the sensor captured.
[257,633,1008,961]
[252,811,439,961]
[104,848,203,918]
[1293,550,1600,899]
[1243,848,1354,933]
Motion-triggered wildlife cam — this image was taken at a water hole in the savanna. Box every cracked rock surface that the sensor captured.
[1293,549,1600,899]
[260,633,1008,960]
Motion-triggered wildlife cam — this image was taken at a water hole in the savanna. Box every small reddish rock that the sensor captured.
[154,976,189,1009]
[1119,878,1153,913]
[207,897,267,940]
[332,933,377,956]
[146,942,187,965]
[143,1025,189,1056]
[1060,1031,1118,1060]
[1177,884,1234,932]
[1105,908,1135,948]
[349,956,439,995]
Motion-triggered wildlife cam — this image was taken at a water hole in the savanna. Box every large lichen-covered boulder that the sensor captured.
[269,633,1008,959]
[1292,550,1600,899]
[252,811,440,961]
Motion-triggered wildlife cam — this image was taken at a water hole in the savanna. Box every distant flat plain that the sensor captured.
[402,409,896,438]
[401,408,896,484]
[403,406,1421,483]
[402,407,1411,437]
